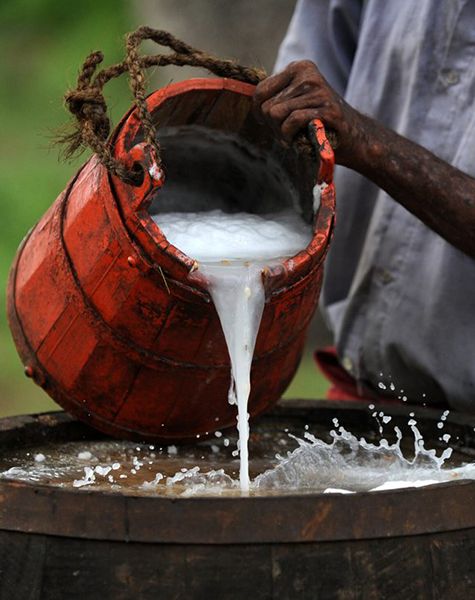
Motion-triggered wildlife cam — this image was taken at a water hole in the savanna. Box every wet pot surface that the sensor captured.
[0,399,474,600]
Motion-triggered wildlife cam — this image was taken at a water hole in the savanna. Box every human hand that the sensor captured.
[253,60,366,167]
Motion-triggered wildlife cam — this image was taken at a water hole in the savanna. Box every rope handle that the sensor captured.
[58,26,337,185]
[58,27,267,184]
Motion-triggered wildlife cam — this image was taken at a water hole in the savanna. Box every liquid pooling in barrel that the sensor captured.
[1,412,474,497]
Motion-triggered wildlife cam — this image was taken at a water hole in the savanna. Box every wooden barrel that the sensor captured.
[7,78,335,443]
[0,400,474,600]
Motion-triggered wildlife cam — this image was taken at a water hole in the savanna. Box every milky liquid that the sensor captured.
[253,420,475,493]
[2,416,474,497]
[153,209,313,492]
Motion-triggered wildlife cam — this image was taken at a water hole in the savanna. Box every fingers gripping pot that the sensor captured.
[7,40,335,444]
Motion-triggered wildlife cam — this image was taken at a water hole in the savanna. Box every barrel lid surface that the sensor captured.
[0,400,474,545]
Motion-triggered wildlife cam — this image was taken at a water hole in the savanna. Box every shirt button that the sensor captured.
[341,356,353,372]
[376,268,393,284]
[443,69,460,86]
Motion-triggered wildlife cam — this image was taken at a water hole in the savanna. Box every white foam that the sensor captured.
[94,465,112,476]
[142,473,164,488]
[73,466,95,488]
[154,209,311,262]
[370,479,440,492]
[313,182,327,212]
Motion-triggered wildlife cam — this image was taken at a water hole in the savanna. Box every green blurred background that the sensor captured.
[0,0,329,419]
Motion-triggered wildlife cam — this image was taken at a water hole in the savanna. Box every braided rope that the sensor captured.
[58,26,319,184]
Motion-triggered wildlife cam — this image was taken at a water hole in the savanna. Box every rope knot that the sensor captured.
[64,88,110,141]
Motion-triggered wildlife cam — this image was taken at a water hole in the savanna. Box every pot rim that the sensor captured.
[109,78,336,297]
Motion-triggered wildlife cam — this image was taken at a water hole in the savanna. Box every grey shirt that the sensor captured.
[275,0,475,412]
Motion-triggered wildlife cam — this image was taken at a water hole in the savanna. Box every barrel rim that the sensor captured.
[0,400,474,545]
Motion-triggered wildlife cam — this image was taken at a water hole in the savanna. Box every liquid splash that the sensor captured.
[253,422,473,493]
[1,419,474,497]
[150,422,475,496]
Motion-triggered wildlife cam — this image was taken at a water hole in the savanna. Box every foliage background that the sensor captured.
[0,0,329,419]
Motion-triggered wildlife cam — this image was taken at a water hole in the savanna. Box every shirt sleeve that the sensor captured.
[273,0,363,96]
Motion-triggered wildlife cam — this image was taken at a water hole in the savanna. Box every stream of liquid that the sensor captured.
[153,209,313,492]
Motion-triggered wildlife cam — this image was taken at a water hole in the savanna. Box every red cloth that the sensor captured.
[314,347,404,405]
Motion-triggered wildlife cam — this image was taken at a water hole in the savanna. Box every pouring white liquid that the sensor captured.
[153,209,312,492]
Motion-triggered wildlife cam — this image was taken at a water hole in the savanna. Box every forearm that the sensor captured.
[350,114,475,258]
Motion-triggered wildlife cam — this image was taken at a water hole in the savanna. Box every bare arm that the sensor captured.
[253,60,475,258]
